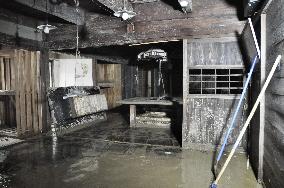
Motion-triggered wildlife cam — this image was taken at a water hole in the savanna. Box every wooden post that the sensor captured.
[258,13,267,182]
[20,50,27,135]
[182,39,188,147]
[147,70,151,97]
[129,104,136,127]
[26,51,32,134]
[15,50,21,136]
[0,58,5,90]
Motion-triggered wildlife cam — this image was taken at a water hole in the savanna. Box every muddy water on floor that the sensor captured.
[0,135,260,188]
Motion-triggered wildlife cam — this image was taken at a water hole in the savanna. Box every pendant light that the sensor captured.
[37,0,57,34]
[113,0,136,20]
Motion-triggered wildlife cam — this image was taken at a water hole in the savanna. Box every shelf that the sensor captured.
[97,82,114,88]
[0,90,16,96]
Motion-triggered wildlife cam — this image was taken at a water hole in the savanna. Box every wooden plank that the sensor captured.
[0,100,3,127]
[129,105,136,127]
[15,50,21,136]
[49,0,245,49]
[117,97,174,105]
[31,51,39,134]
[25,51,32,134]
[258,13,267,182]
[0,90,16,95]
[4,96,10,127]
[10,53,16,90]
[182,39,188,147]
[37,51,43,133]
[0,58,5,90]
[0,57,2,90]
[5,58,11,92]
[13,0,85,25]
[19,50,27,135]
[114,64,122,107]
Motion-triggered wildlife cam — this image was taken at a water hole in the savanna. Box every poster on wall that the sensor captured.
[52,59,93,87]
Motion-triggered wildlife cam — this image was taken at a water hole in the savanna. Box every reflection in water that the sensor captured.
[52,135,58,161]
[0,150,10,188]
[51,123,58,160]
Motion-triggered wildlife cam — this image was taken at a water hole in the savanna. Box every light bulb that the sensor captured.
[43,26,49,34]
[179,0,188,8]
[122,12,129,20]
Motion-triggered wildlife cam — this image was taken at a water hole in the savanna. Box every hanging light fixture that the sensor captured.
[178,0,189,7]
[114,0,136,20]
[37,0,57,34]
[178,0,192,13]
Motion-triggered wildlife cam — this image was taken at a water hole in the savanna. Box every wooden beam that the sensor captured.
[14,0,85,25]
[129,0,158,3]
[0,33,44,50]
[258,12,266,183]
[49,51,129,64]
[95,55,129,64]
[95,0,133,12]
[49,0,245,49]
[0,19,42,41]
[0,8,45,49]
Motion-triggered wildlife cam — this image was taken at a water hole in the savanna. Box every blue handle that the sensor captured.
[216,55,259,162]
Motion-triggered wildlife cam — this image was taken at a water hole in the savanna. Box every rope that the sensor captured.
[74,0,80,87]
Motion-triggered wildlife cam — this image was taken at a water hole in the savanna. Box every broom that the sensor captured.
[211,55,282,188]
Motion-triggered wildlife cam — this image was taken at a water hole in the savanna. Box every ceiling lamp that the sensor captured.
[178,0,192,13]
[114,0,136,20]
[37,24,57,34]
[36,0,57,34]
[178,0,189,7]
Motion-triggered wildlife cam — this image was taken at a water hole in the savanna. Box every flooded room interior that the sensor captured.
[0,0,283,187]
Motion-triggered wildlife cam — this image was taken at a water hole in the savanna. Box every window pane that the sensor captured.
[188,68,244,95]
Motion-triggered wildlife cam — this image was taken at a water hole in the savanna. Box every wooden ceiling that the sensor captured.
[0,0,246,58]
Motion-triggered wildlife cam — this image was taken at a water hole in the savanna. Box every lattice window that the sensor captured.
[188,67,244,95]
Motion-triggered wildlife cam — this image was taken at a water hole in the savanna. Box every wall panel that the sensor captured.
[183,37,247,150]
[262,1,284,185]
[0,49,45,136]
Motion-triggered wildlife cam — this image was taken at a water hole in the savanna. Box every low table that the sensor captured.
[117,97,181,127]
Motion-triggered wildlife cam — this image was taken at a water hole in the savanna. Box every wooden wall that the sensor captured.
[96,63,122,109]
[183,37,247,150]
[0,53,16,128]
[0,49,45,137]
[261,0,284,187]
[122,62,173,99]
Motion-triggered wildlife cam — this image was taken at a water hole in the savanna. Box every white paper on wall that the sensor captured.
[52,59,93,87]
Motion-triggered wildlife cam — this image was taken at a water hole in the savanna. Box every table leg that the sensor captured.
[129,105,136,127]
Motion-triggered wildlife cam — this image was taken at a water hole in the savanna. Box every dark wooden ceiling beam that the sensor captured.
[129,0,158,3]
[95,0,134,12]
[14,0,85,25]
[49,0,245,49]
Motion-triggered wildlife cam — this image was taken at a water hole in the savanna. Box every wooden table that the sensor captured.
[117,97,181,127]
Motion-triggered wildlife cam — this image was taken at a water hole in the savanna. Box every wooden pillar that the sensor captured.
[40,49,50,133]
[258,12,267,182]
[147,70,151,97]
[129,104,136,127]
[182,39,188,148]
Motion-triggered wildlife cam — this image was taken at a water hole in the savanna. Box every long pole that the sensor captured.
[216,17,260,163]
[213,55,282,186]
